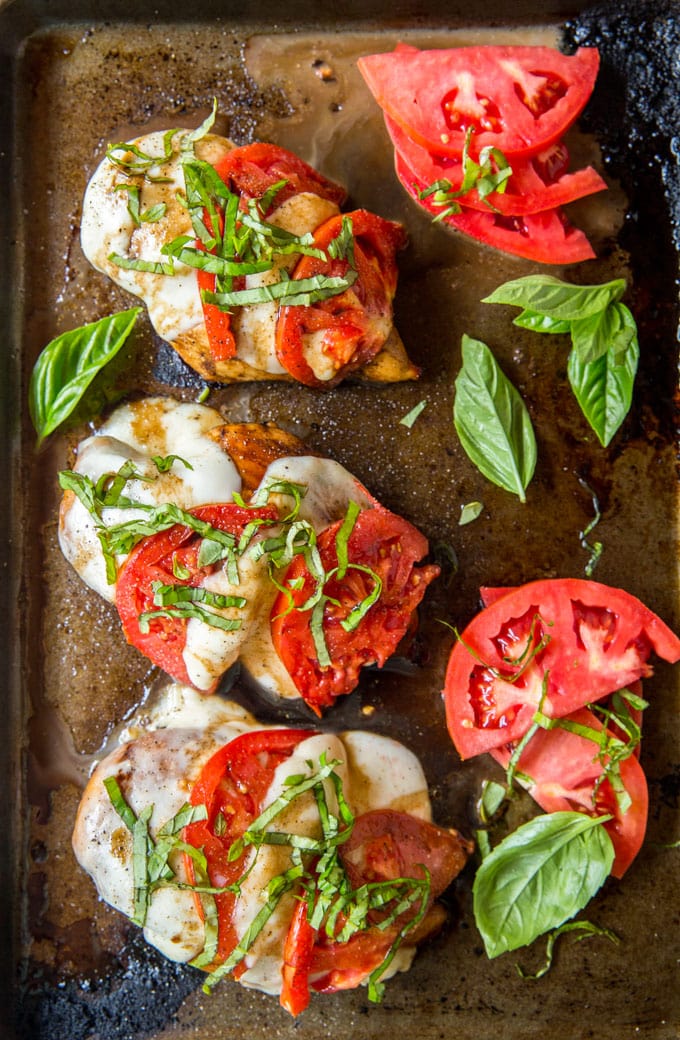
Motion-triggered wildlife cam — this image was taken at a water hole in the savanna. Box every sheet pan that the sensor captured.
[3,1,679,1037]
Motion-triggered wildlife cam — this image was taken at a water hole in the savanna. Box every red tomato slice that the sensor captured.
[198,143,346,362]
[212,142,347,212]
[115,503,278,688]
[184,728,316,970]
[489,707,648,877]
[385,114,606,215]
[271,504,439,713]
[339,809,472,897]
[444,578,680,759]
[274,209,406,387]
[358,45,600,159]
[395,149,595,264]
[307,810,471,997]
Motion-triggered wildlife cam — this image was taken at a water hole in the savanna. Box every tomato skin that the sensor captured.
[115,503,278,688]
[395,149,595,264]
[385,114,606,216]
[184,728,316,970]
[198,143,346,362]
[359,45,600,160]
[212,142,347,212]
[271,504,439,713]
[444,578,680,760]
[489,707,648,877]
[274,209,406,388]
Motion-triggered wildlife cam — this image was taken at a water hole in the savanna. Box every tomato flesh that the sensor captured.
[490,706,648,877]
[444,578,680,760]
[358,45,600,159]
[395,149,595,264]
[197,143,346,362]
[384,114,606,216]
[115,503,278,688]
[271,504,439,713]
[275,209,406,387]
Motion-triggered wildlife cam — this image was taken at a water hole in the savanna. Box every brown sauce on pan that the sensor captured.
[14,13,680,1040]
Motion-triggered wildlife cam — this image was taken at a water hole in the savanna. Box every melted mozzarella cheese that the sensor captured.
[59,397,241,601]
[73,687,431,993]
[81,130,342,375]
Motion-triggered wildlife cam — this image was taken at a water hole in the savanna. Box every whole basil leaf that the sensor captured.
[512,309,572,335]
[567,329,639,447]
[483,275,626,321]
[454,335,536,503]
[29,307,141,445]
[473,811,614,958]
[570,301,637,365]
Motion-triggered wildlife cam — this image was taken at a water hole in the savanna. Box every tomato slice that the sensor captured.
[271,504,439,713]
[212,142,347,212]
[305,810,471,998]
[444,578,680,759]
[274,209,406,387]
[198,143,346,362]
[184,728,316,970]
[489,707,648,877]
[395,149,595,264]
[358,45,600,159]
[385,114,606,216]
[115,502,278,688]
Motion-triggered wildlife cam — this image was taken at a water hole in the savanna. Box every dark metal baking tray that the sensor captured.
[3,1,679,1038]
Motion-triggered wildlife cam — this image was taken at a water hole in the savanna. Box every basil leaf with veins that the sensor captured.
[473,810,614,958]
[454,335,537,503]
[29,307,142,446]
[567,329,639,447]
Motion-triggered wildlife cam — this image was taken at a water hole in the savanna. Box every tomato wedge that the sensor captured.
[358,45,600,159]
[489,707,648,877]
[395,149,595,264]
[385,114,606,216]
[443,578,680,760]
[198,143,346,362]
[271,504,439,713]
[184,729,316,970]
[115,502,278,688]
[274,209,406,387]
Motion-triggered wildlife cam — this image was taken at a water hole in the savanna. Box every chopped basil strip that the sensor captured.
[459,501,484,526]
[203,269,358,309]
[400,399,427,428]
[114,184,167,226]
[454,334,537,503]
[516,920,619,980]
[420,128,512,219]
[29,308,141,445]
[577,478,603,577]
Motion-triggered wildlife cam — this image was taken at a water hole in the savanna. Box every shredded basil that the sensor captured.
[399,399,427,428]
[419,128,512,218]
[516,920,619,980]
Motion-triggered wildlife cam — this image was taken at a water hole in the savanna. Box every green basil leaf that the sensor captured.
[454,335,537,503]
[567,331,639,447]
[473,811,614,958]
[483,275,626,321]
[570,301,637,365]
[512,309,572,335]
[29,308,141,445]
[459,501,484,525]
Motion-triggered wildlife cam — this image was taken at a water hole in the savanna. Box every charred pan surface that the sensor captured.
[564,2,680,441]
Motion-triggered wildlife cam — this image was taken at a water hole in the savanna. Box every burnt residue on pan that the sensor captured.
[563,1,680,441]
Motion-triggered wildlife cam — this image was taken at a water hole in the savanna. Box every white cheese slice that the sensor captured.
[59,397,241,601]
